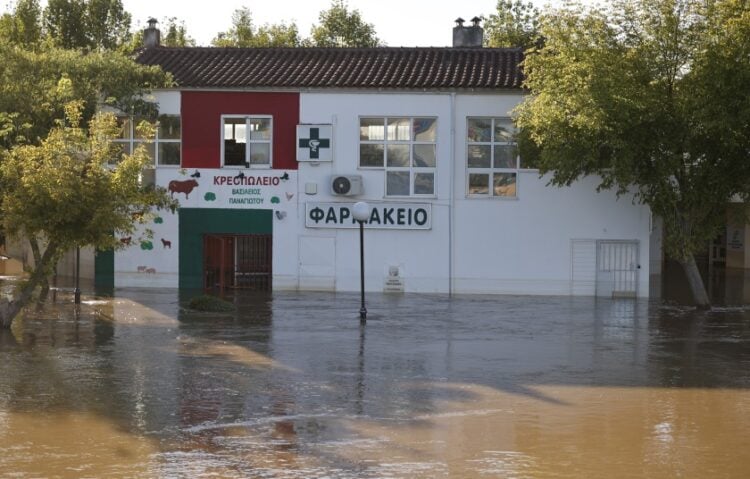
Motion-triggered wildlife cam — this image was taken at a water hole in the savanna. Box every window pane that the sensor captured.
[387,144,409,167]
[225,140,246,166]
[249,143,270,165]
[158,143,180,166]
[116,117,131,140]
[493,172,517,197]
[387,118,410,141]
[414,172,434,195]
[413,118,436,141]
[224,118,246,143]
[494,119,515,142]
[360,144,384,167]
[467,118,491,142]
[249,118,271,140]
[469,174,489,195]
[386,171,410,196]
[413,144,436,167]
[360,118,384,140]
[468,145,491,168]
[494,145,518,169]
[158,115,181,139]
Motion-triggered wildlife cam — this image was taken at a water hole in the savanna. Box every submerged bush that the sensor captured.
[188,294,235,312]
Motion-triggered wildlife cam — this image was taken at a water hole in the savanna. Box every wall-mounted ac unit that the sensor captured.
[331,175,363,196]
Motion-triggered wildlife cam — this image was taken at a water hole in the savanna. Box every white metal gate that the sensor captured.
[596,240,639,298]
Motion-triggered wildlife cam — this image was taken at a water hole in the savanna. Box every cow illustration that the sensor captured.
[161,238,172,249]
[120,236,131,246]
[145,268,156,274]
[168,179,199,199]
[137,266,147,273]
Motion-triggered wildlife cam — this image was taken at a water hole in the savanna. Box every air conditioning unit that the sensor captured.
[330,175,363,196]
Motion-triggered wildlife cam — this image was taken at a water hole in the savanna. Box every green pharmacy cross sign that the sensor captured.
[297,125,333,162]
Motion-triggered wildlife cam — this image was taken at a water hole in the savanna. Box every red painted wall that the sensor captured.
[181,91,299,170]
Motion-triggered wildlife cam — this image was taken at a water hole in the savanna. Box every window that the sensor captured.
[222,116,272,168]
[466,118,519,197]
[359,117,437,196]
[112,115,181,167]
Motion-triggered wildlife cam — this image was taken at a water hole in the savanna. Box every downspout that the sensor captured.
[449,92,456,295]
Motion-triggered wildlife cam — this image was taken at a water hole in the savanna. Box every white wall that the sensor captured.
[299,92,453,293]
[453,95,651,297]
[297,91,651,296]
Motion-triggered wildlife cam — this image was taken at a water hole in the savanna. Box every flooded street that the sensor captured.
[2,289,750,478]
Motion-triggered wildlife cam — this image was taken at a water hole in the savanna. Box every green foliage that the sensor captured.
[163,17,195,47]
[188,294,235,312]
[212,7,300,48]
[309,0,381,47]
[140,240,154,250]
[484,0,540,49]
[44,0,131,50]
[0,0,42,46]
[516,0,750,266]
[0,42,170,149]
[0,101,177,254]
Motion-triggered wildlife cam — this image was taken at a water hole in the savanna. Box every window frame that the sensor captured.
[220,114,273,169]
[358,116,438,198]
[112,115,182,168]
[466,117,520,199]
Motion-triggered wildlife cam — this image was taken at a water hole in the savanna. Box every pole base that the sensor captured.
[74,289,81,305]
[359,307,367,322]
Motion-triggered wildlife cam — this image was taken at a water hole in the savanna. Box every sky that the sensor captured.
[3,0,593,47]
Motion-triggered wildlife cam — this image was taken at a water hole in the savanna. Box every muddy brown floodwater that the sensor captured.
[1,289,750,478]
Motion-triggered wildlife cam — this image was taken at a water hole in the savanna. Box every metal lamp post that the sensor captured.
[352,201,371,323]
[74,246,81,304]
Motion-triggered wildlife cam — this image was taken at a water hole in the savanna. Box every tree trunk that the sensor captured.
[0,238,60,329]
[678,254,711,309]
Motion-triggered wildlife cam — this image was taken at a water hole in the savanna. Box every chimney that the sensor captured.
[143,18,160,48]
[452,16,483,48]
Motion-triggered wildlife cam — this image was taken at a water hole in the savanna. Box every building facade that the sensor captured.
[96,32,652,298]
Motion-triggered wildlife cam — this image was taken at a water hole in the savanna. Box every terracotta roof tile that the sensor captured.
[136,47,524,90]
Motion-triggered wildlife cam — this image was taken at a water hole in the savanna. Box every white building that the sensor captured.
[98,21,652,298]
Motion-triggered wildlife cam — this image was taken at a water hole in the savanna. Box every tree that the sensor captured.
[163,17,195,47]
[0,101,176,328]
[0,43,168,149]
[484,0,540,50]
[43,0,87,48]
[212,7,300,47]
[515,0,750,307]
[84,0,132,50]
[127,17,196,50]
[309,0,381,47]
[44,0,131,50]
[0,0,43,46]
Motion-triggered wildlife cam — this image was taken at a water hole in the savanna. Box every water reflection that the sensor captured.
[0,290,749,477]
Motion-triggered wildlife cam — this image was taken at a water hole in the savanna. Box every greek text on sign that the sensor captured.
[306,202,431,229]
[297,125,333,162]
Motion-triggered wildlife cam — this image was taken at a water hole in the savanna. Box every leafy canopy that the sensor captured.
[0,101,176,252]
[516,0,750,264]
[212,7,300,48]
[484,0,540,49]
[0,42,169,149]
[43,0,132,50]
[309,0,381,47]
